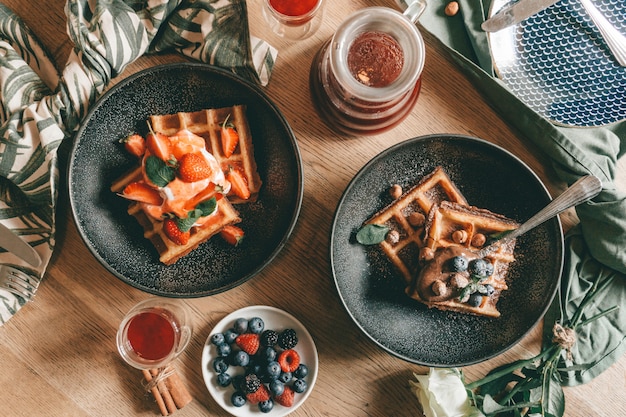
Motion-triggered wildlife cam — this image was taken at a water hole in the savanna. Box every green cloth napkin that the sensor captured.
[0,0,277,324]
[396,0,625,385]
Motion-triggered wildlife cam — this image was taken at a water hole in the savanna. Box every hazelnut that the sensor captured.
[450,272,469,289]
[431,280,449,296]
[408,212,425,227]
[389,184,403,199]
[386,230,400,244]
[419,247,435,262]
[444,1,459,17]
[452,229,468,244]
[471,233,487,247]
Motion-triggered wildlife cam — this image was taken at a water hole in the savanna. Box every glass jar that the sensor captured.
[309,5,426,135]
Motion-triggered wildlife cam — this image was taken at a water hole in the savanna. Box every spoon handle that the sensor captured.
[478,175,602,257]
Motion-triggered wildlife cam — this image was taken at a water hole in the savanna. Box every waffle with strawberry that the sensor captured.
[111,107,258,265]
[149,105,262,203]
[363,167,467,285]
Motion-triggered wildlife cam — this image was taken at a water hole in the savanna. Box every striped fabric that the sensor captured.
[0,0,277,324]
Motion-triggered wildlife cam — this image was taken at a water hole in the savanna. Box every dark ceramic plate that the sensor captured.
[69,63,303,297]
[331,135,563,366]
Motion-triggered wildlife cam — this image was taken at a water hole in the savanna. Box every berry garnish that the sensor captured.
[278,328,298,349]
[278,349,300,373]
[163,218,190,245]
[235,333,260,355]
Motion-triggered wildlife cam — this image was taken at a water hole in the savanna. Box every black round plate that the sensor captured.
[331,135,563,366]
[69,63,303,297]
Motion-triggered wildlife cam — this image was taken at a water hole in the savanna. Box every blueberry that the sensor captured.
[450,255,468,272]
[231,391,247,407]
[224,329,238,344]
[484,261,494,277]
[217,372,232,387]
[210,332,225,345]
[234,317,248,334]
[258,399,274,413]
[260,346,277,362]
[269,379,285,396]
[294,364,309,379]
[484,284,495,295]
[213,356,229,373]
[216,343,231,357]
[248,317,265,334]
[278,371,292,383]
[266,361,281,380]
[231,374,245,391]
[469,258,489,277]
[232,350,250,367]
[468,292,483,307]
[293,378,308,393]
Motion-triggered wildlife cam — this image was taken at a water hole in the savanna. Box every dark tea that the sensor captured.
[126,309,177,361]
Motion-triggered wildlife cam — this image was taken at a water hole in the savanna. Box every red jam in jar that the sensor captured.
[347,31,404,88]
[126,309,177,361]
[269,0,320,17]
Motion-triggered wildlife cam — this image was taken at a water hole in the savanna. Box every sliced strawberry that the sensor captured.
[221,115,239,157]
[277,349,300,373]
[177,153,212,182]
[220,225,244,246]
[226,165,251,200]
[235,333,260,355]
[163,218,190,245]
[146,131,173,161]
[184,183,220,211]
[120,133,146,157]
[274,385,295,407]
[246,384,270,405]
[120,182,163,205]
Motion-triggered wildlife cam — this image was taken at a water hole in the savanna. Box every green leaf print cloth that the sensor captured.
[395,0,626,386]
[0,0,276,324]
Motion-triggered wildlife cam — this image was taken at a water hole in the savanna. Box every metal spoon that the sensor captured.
[478,175,602,258]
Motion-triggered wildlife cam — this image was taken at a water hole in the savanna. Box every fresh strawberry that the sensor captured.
[120,182,163,205]
[177,153,212,182]
[277,349,300,373]
[163,218,190,245]
[274,385,295,407]
[235,333,260,355]
[184,183,220,211]
[246,383,270,404]
[146,131,173,161]
[120,133,146,157]
[220,225,244,246]
[221,115,239,157]
[226,165,250,200]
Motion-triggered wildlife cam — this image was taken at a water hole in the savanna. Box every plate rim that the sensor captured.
[330,133,564,366]
[68,62,304,298]
[201,305,319,417]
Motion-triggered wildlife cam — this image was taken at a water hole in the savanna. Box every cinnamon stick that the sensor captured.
[142,366,191,415]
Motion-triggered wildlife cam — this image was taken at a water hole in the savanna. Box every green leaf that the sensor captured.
[356,224,389,245]
[196,197,217,216]
[482,394,505,413]
[145,155,175,187]
[543,375,565,417]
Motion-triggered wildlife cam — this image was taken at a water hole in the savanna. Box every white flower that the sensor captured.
[410,368,485,417]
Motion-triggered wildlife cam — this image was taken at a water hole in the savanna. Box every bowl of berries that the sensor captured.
[202,306,318,416]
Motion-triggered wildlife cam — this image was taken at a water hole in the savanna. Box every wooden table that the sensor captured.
[1,0,624,416]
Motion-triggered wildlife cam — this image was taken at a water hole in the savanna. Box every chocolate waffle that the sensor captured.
[364,167,467,285]
[111,166,241,265]
[406,201,519,317]
[149,105,262,203]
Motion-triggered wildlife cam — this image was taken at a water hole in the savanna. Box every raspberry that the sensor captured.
[274,385,295,407]
[277,328,298,349]
[235,333,260,355]
[277,349,300,373]
[246,383,270,404]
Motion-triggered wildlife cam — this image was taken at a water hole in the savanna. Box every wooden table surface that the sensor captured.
[1,0,625,416]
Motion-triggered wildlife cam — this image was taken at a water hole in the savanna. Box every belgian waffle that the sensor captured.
[364,167,467,285]
[149,105,262,203]
[406,201,519,317]
[111,166,241,265]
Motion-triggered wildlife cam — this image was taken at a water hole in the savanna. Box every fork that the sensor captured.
[579,0,626,67]
[0,265,39,300]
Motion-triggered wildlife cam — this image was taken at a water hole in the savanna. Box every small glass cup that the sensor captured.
[309,4,427,135]
[116,297,193,370]
[262,0,324,40]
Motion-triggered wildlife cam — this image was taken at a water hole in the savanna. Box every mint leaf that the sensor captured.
[175,197,218,232]
[145,155,175,187]
[356,224,389,245]
[196,197,217,216]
